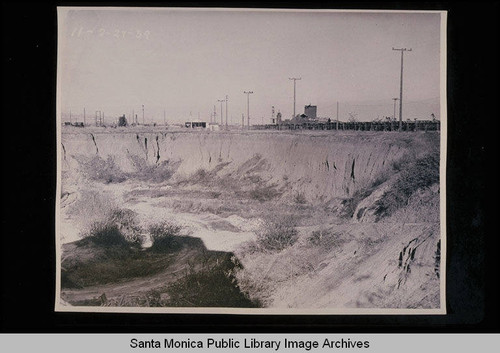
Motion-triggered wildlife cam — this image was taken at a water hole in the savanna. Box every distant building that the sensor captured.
[304,104,317,120]
[185,121,207,129]
[208,123,220,131]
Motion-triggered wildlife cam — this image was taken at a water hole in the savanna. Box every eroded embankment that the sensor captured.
[59,129,441,309]
[61,130,438,202]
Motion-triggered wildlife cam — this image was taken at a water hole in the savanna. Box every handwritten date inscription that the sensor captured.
[71,27,151,40]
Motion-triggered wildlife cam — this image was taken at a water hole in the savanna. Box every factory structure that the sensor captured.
[288,104,319,123]
[253,103,440,132]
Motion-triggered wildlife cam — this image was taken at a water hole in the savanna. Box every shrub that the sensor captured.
[83,208,142,246]
[294,192,307,204]
[148,221,183,251]
[307,229,326,246]
[249,185,281,202]
[390,152,415,172]
[375,150,439,218]
[191,168,210,183]
[127,155,179,183]
[79,155,127,184]
[307,228,343,251]
[85,221,128,247]
[256,215,299,251]
[164,255,259,308]
[108,209,142,244]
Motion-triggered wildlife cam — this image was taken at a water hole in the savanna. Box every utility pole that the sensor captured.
[225,95,228,130]
[83,107,86,126]
[164,109,166,125]
[392,97,399,120]
[244,91,253,128]
[392,47,412,131]
[142,104,145,125]
[289,77,301,118]
[217,99,224,126]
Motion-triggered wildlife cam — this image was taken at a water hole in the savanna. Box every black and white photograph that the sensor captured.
[55,7,447,314]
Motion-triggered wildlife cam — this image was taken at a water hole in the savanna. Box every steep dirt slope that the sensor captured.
[61,130,438,202]
[59,128,442,309]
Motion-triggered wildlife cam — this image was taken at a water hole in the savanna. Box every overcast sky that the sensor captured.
[58,8,443,123]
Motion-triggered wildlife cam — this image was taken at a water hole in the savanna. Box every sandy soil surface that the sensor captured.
[59,128,442,309]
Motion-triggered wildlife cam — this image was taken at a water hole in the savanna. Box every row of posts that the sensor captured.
[252,120,440,132]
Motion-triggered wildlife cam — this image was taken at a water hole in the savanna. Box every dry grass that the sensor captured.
[375,150,439,219]
[256,215,299,251]
[294,192,307,205]
[77,155,127,184]
[127,154,180,183]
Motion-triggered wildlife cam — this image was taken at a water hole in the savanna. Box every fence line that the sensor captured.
[251,120,440,132]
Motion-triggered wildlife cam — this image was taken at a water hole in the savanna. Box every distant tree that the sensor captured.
[348,112,358,123]
[118,115,128,127]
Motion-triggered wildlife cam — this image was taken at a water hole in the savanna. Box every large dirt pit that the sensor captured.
[58,127,442,311]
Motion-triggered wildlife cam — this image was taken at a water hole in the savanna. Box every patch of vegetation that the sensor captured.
[84,221,131,248]
[390,152,415,172]
[306,228,343,251]
[190,168,211,183]
[148,221,184,252]
[256,215,299,251]
[79,155,127,184]
[248,184,282,202]
[62,212,187,288]
[62,251,167,288]
[67,189,117,228]
[163,254,260,308]
[374,150,439,219]
[337,147,439,220]
[177,163,232,187]
[81,208,142,246]
[294,192,307,205]
[128,155,179,183]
